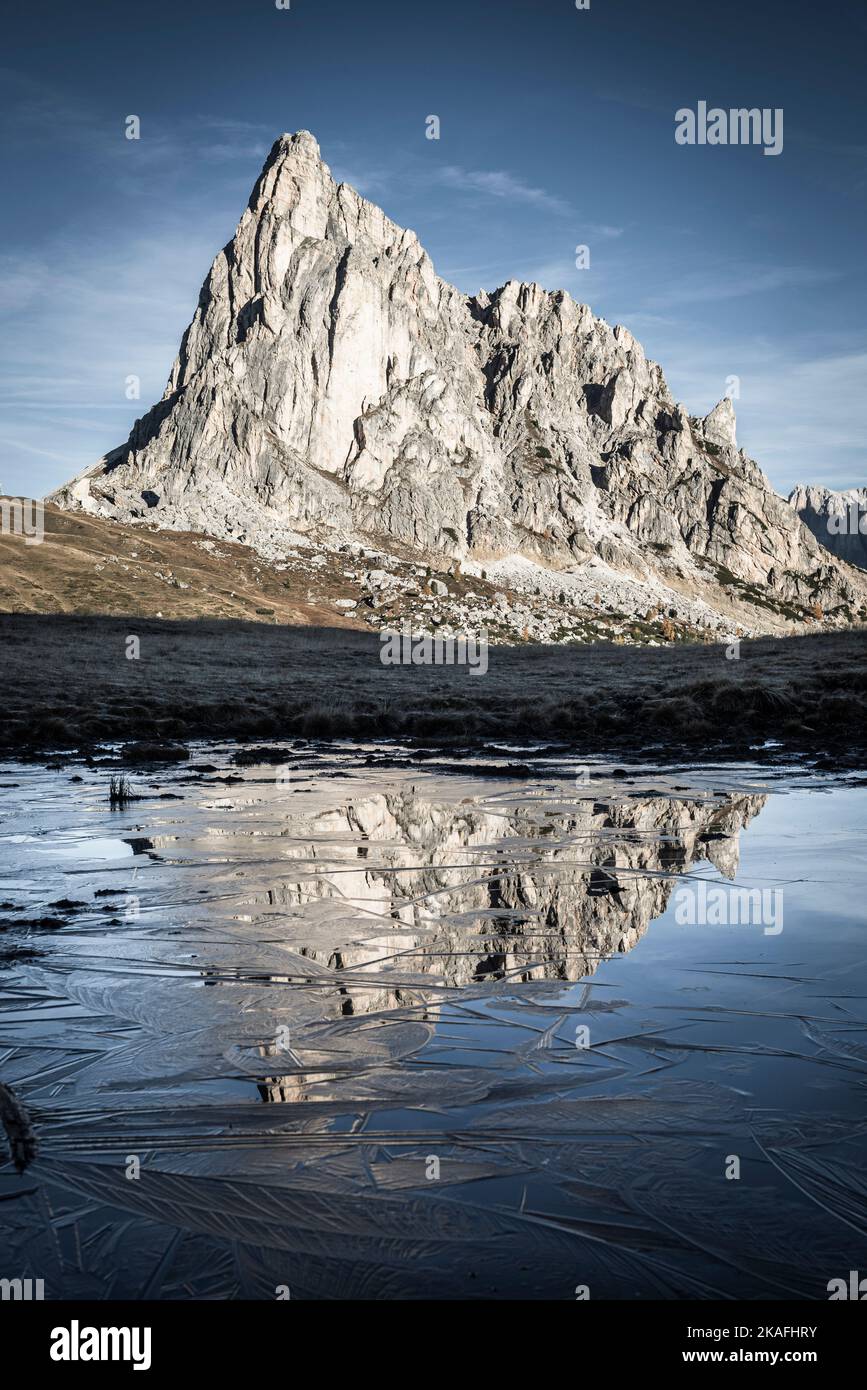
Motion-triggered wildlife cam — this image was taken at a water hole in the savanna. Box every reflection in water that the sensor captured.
[245,784,765,1101]
[0,748,865,1300]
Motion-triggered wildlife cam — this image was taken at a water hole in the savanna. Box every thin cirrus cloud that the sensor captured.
[329,152,627,241]
[433,164,573,216]
[327,155,626,249]
[641,262,842,310]
[0,70,274,175]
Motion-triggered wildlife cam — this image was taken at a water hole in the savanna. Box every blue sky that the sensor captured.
[1,0,865,499]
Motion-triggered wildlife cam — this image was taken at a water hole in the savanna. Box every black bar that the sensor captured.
[6,1299,863,1375]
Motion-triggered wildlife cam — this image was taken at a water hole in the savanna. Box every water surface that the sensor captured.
[1,744,865,1299]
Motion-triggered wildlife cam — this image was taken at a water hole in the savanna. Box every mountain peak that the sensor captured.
[702,396,737,450]
[267,129,322,162]
[49,135,867,636]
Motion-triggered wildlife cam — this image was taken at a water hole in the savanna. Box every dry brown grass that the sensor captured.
[0,503,363,628]
[1,613,865,760]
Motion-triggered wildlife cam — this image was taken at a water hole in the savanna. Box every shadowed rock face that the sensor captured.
[50,131,867,628]
[789,484,867,571]
[252,783,766,1100]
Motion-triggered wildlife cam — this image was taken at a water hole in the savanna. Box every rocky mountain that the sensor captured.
[50,131,867,636]
[789,484,867,571]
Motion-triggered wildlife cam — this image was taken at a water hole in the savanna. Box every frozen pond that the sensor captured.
[1,742,866,1299]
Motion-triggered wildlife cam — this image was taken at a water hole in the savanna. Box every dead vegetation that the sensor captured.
[108,775,133,808]
[1,613,866,760]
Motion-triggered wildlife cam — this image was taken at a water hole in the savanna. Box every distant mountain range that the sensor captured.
[788,485,867,572]
[49,131,867,636]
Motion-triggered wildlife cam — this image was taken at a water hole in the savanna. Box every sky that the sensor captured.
[1,0,865,500]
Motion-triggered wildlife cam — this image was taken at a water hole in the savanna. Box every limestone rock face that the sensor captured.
[789,484,867,572]
[50,131,867,629]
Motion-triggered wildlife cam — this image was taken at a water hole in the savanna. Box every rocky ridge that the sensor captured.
[50,131,867,639]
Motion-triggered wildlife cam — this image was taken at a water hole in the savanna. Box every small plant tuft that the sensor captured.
[109,775,133,808]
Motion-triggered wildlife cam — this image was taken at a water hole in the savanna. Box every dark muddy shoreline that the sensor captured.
[2,613,866,763]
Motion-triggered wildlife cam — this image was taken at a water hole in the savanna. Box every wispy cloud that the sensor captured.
[588,223,625,239]
[642,263,841,310]
[328,162,395,198]
[0,69,273,172]
[433,164,572,215]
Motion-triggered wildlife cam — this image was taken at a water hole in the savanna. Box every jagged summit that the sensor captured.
[50,131,867,634]
[279,129,320,151]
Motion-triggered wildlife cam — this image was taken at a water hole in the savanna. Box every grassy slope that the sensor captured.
[0,504,362,628]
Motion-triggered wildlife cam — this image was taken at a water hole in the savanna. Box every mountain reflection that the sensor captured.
[250,783,766,1101]
[10,753,863,1301]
